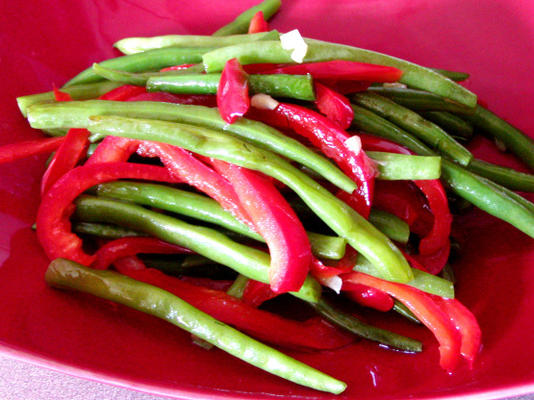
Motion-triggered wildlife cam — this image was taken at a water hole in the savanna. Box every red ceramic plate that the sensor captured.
[1,0,534,399]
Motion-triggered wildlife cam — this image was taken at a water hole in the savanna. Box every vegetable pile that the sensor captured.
[7,0,534,394]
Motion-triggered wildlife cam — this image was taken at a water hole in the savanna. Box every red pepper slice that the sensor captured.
[251,103,375,216]
[53,86,72,101]
[314,82,354,129]
[217,58,250,124]
[179,276,234,292]
[92,237,193,270]
[211,160,311,293]
[0,136,64,165]
[40,128,90,195]
[113,255,148,272]
[86,136,139,165]
[159,64,195,72]
[411,243,451,275]
[126,92,217,107]
[342,281,395,312]
[36,162,180,266]
[98,85,147,101]
[247,60,403,82]
[248,11,269,33]
[434,297,481,369]
[343,271,461,372]
[241,279,278,307]
[123,267,354,351]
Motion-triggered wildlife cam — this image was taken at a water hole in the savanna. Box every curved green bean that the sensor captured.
[46,258,344,394]
[212,0,281,36]
[202,40,477,107]
[73,221,146,239]
[352,92,472,166]
[64,47,213,87]
[115,31,279,55]
[420,111,473,140]
[147,73,316,101]
[74,195,321,303]
[468,159,534,192]
[27,100,357,193]
[367,151,441,180]
[368,209,410,244]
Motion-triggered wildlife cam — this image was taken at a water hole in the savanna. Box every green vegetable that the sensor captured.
[46,258,345,394]
[468,159,534,192]
[420,111,473,140]
[212,0,282,36]
[115,31,279,54]
[367,151,441,180]
[147,73,316,101]
[74,195,321,303]
[91,63,205,86]
[368,209,410,244]
[226,274,250,298]
[392,302,421,324]
[430,68,469,82]
[73,222,146,239]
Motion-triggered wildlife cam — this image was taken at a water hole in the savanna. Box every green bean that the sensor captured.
[64,47,213,87]
[312,298,422,353]
[352,92,472,166]
[16,81,121,117]
[392,302,421,324]
[95,181,347,259]
[73,222,146,239]
[74,195,320,303]
[468,159,534,192]
[420,111,473,140]
[350,104,534,239]
[85,115,413,283]
[226,274,250,298]
[463,106,534,172]
[212,0,281,36]
[368,209,410,244]
[203,40,477,107]
[440,264,456,285]
[27,100,357,193]
[115,31,279,55]
[430,68,469,82]
[353,254,454,298]
[91,63,205,86]
[368,87,475,114]
[367,151,441,180]
[46,258,344,394]
[146,73,315,101]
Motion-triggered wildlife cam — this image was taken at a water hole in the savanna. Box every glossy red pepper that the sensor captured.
[159,64,195,72]
[98,85,147,101]
[179,276,234,292]
[411,243,451,275]
[246,60,403,82]
[0,136,64,165]
[92,237,192,270]
[211,160,311,293]
[126,91,217,107]
[41,128,89,195]
[122,267,354,351]
[248,11,269,33]
[252,102,375,217]
[36,162,180,266]
[113,255,148,272]
[217,58,250,124]
[241,279,278,307]
[314,82,354,129]
[343,271,461,372]
[342,281,395,312]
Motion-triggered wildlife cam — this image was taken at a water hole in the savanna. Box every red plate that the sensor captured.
[1,0,534,398]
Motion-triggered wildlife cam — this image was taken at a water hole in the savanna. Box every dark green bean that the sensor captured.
[64,47,213,87]
[91,63,205,86]
[203,40,477,107]
[115,31,279,55]
[212,0,281,36]
[368,209,410,244]
[392,302,421,324]
[312,298,422,353]
[468,159,534,192]
[420,111,473,140]
[74,195,321,303]
[73,222,146,239]
[430,68,469,82]
[367,151,441,180]
[146,73,316,101]
[46,258,345,394]
[352,92,472,166]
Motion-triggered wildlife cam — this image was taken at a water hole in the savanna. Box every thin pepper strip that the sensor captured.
[36,162,180,265]
[98,85,147,101]
[342,271,461,372]
[212,159,311,293]
[315,82,354,129]
[92,237,193,270]
[248,11,269,34]
[342,282,394,312]
[0,136,64,165]
[217,58,250,124]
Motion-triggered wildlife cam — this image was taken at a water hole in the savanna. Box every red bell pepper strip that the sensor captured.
[122,267,354,351]
[40,128,90,195]
[86,136,139,165]
[159,64,195,72]
[179,276,234,292]
[113,255,148,273]
[314,82,354,130]
[53,86,72,101]
[98,85,147,101]
[434,297,481,369]
[126,92,217,107]
[92,237,193,270]
[248,11,269,33]
[411,242,451,275]
[217,58,250,124]
[211,159,311,293]
[241,279,278,307]
[0,136,64,165]
[36,162,180,266]
[248,60,403,82]
[342,282,394,312]
[343,271,461,372]
[252,102,375,217]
